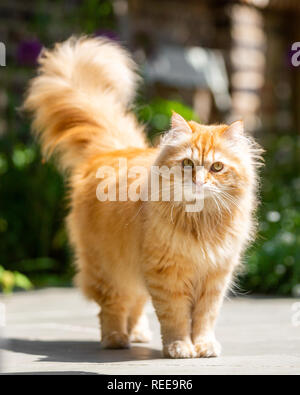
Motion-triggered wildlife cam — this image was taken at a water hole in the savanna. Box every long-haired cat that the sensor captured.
[24,36,263,358]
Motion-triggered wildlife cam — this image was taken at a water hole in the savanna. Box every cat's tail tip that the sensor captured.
[23,36,141,172]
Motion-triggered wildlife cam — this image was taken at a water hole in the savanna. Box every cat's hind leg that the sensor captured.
[99,300,131,349]
[76,270,132,349]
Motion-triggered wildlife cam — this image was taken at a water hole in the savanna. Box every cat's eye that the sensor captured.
[182,158,194,168]
[211,161,224,172]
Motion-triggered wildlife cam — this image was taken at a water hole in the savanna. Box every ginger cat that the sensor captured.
[24,37,263,358]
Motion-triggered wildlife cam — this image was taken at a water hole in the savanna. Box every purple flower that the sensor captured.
[94,29,119,42]
[17,39,43,66]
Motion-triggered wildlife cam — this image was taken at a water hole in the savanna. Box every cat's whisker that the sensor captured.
[218,191,241,210]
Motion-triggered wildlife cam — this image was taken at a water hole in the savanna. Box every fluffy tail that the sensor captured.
[24,36,146,172]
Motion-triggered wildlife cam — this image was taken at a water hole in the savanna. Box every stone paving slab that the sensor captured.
[0,288,300,375]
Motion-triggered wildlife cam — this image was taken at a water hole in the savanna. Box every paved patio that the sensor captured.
[0,288,299,375]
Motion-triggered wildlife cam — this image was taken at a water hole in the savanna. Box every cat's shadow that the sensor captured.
[2,338,162,364]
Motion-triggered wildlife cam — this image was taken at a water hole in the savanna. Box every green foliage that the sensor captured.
[240,133,300,296]
[0,265,33,293]
[136,98,200,142]
[0,133,73,289]
[77,0,116,33]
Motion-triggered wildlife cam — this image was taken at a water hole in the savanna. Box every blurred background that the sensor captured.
[0,0,299,296]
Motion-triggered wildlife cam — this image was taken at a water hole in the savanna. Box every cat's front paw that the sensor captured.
[164,340,196,359]
[101,332,130,349]
[194,337,221,358]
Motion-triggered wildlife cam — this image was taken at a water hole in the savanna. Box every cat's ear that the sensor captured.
[224,120,244,140]
[160,112,192,147]
[171,112,192,134]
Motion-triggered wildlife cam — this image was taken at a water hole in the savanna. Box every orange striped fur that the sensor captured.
[24,37,263,358]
